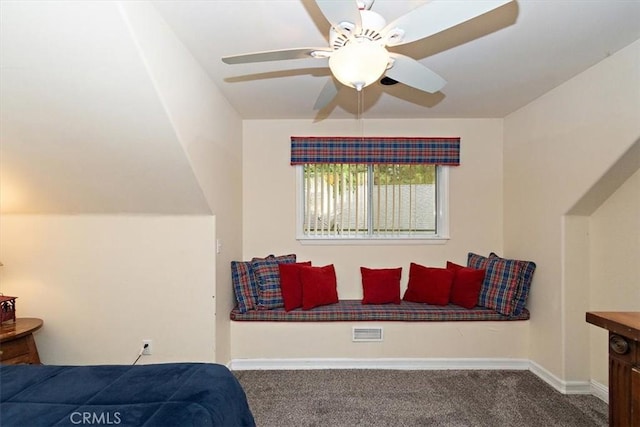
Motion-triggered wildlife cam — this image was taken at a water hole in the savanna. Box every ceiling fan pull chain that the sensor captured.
[358,89,364,141]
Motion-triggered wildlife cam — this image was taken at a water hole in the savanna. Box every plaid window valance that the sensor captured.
[290,136,460,165]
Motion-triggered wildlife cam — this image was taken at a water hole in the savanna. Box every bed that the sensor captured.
[0,363,255,427]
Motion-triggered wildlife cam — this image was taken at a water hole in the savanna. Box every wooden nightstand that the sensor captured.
[0,317,43,365]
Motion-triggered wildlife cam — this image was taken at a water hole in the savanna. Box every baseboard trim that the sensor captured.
[528,360,592,394]
[230,357,604,398]
[230,357,530,371]
[590,379,609,403]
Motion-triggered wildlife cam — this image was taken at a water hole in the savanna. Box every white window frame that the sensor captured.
[295,165,450,245]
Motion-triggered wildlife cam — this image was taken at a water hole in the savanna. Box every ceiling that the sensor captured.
[1,0,639,215]
[153,0,640,120]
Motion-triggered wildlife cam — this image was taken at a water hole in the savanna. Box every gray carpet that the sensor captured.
[234,369,608,427]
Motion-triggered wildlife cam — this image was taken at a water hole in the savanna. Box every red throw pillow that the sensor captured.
[279,262,312,311]
[300,265,339,310]
[361,267,402,305]
[446,261,485,309]
[402,263,453,305]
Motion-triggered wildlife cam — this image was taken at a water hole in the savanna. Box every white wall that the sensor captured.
[0,1,242,365]
[231,321,529,361]
[0,1,211,216]
[0,215,216,365]
[244,118,504,292]
[118,2,244,364]
[588,169,640,385]
[504,39,640,381]
[3,2,636,374]
[237,117,529,360]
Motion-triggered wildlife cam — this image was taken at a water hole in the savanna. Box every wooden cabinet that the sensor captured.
[0,318,43,365]
[587,312,640,427]
[633,367,640,426]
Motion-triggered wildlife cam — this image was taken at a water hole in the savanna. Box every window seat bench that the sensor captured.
[230,300,529,322]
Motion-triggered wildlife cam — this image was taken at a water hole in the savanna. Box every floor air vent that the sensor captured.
[352,327,383,342]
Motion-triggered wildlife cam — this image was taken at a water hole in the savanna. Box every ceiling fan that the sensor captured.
[222,0,513,110]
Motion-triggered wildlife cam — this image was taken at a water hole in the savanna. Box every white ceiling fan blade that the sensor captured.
[385,53,446,93]
[316,0,362,34]
[222,48,331,64]
[313,78,339,110]
[382,0,513,46]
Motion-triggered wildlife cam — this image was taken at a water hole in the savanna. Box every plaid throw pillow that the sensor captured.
[253,254,297,310]
[489,253,536,316]
[467,252,522,316]
[231,261,259,314]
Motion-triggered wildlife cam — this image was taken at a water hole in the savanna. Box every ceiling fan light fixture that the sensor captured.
[328,40,389,91]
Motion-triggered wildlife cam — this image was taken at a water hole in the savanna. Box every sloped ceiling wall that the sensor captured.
[0,1,211,214]
[568,139,640,216]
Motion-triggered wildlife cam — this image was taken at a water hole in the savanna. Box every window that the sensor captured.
[291,136,459,243]
[297,163,449,241]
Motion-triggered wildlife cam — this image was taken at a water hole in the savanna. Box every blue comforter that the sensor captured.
[0,363,255,427]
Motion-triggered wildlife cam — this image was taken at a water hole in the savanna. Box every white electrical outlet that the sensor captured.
[142,339,153,355]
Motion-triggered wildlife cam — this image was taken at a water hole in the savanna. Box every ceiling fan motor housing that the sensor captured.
[330,9,387,49]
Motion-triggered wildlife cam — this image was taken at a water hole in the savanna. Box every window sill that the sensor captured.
[296,236,450,246]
